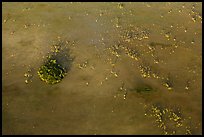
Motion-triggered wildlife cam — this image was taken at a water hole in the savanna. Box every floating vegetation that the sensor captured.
[184,80,190,90]
[144,104,191,135]
[162,76,173,91]
[124,47,140,61]
[189,7,202,23]
[149,105,182,134]
[37,41,73,84]
[78,60,89,69]
[138,63,160,79]
[37,59,66,84]
[108,43,140,62]
[108,44,121,58]
[24,68,33,84]
[121,25,150,42]
[139,64,151,78]
[110,69,118,78]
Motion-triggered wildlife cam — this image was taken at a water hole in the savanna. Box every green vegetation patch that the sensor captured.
[37,59,66,84]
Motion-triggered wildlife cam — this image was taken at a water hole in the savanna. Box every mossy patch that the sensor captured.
[37,59,66,84]
[37,40,74,85]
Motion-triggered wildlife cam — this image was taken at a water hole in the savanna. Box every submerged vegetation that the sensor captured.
[135,85,154,93]
[130,84,156,94]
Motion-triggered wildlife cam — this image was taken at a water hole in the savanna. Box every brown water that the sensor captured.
[2,2,202,135]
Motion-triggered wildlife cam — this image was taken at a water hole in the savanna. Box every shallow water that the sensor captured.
[2,2,202,135]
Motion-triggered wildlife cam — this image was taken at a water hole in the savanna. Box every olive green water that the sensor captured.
[2,2,202,135]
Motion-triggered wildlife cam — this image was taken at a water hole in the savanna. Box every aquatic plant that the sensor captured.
[130,84,155,94]
[37,59,66,84]
[37,40,74,84]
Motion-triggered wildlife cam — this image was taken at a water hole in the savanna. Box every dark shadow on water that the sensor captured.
[48,44,74,73]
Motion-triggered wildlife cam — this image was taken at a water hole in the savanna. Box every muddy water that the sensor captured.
[2,2,202,135]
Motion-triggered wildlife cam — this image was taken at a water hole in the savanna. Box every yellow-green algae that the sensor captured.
[37,59,66,84]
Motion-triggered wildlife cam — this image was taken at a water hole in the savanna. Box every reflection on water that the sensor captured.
[2,2,202,135]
